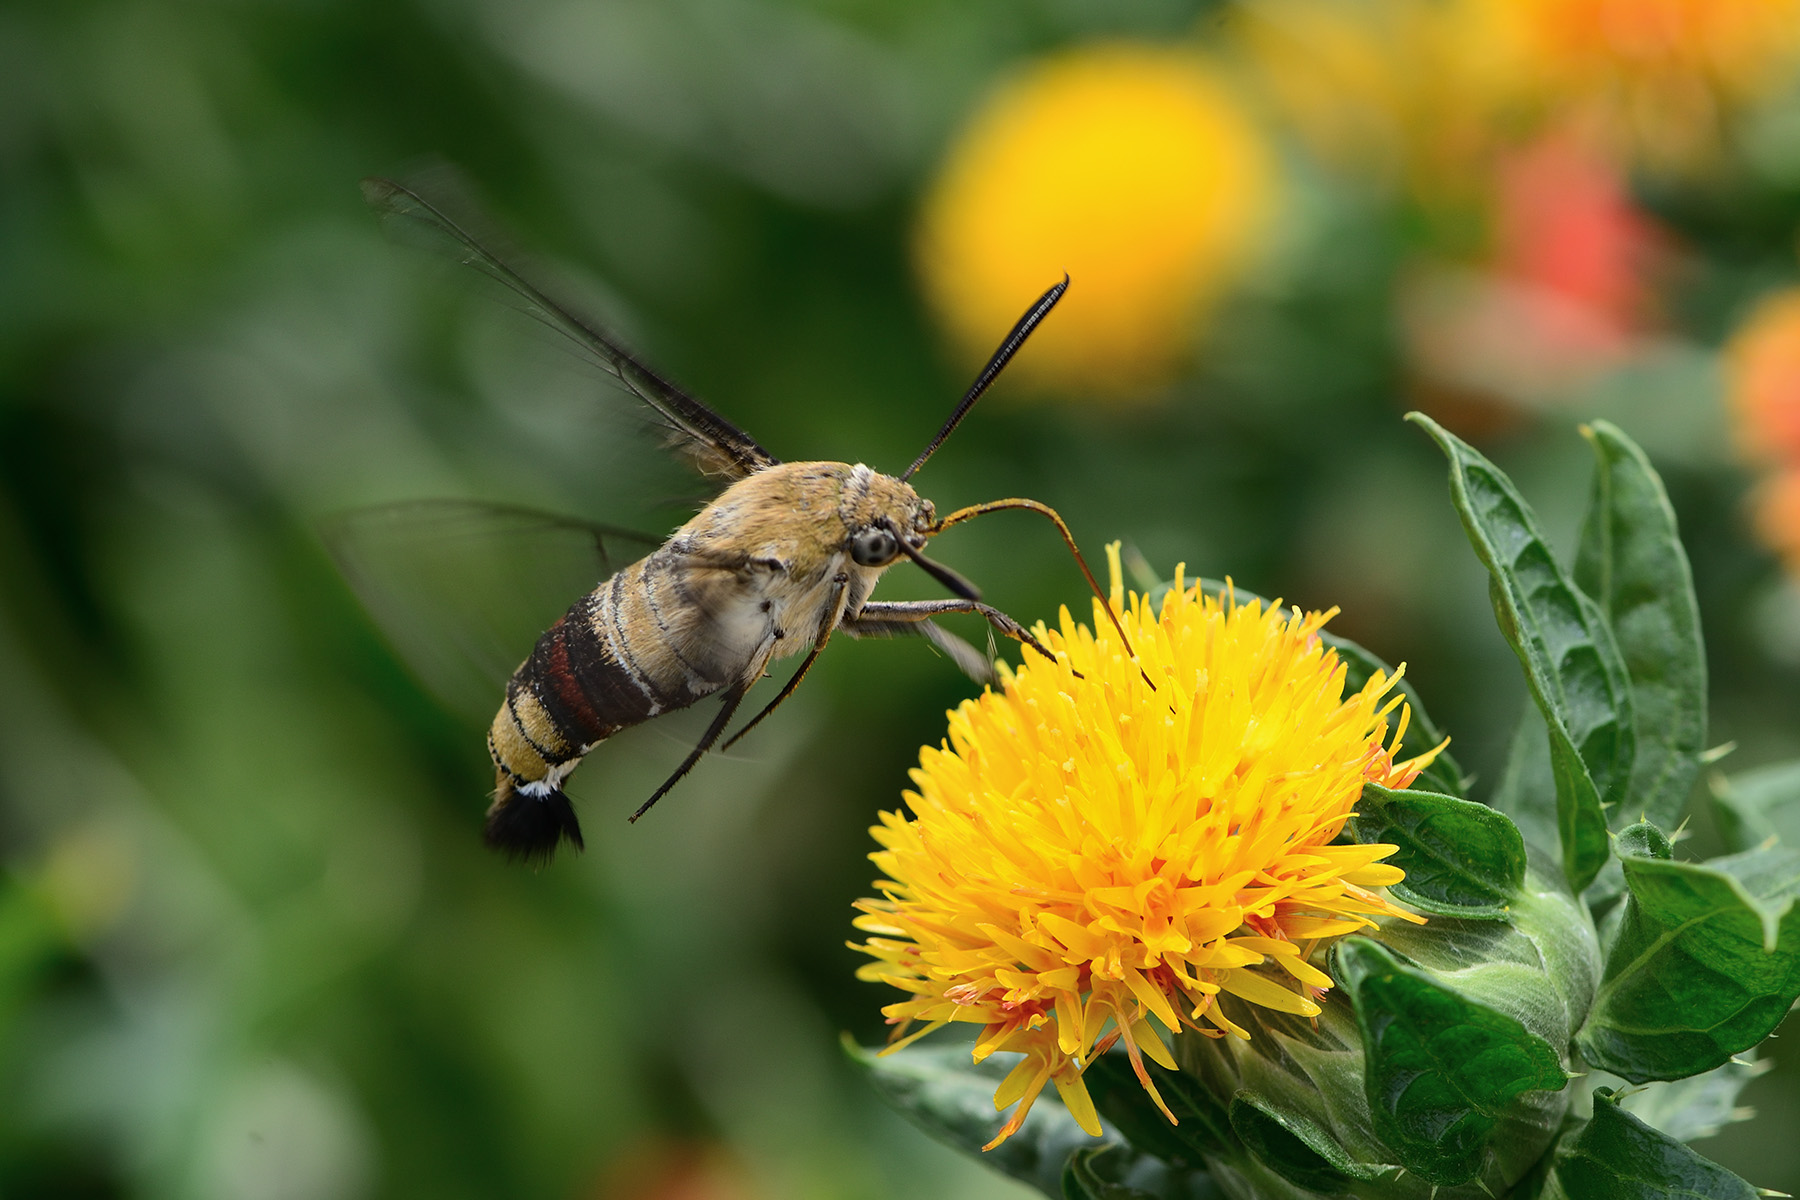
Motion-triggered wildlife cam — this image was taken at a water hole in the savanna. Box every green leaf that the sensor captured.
[847,1039,1222,1200]
[1321,632,1466,798]
[1083,1050,1233,1167]
[1575,841,1800,1081]
[1710,758,1800,854]
[1062,1147,1160,1200]
[1352,783,1526,917]
[844,1037,1097,1199]
[1227,1091,1391,1194]
[1615,821,1672,862]
[1195,577,1466,797]
[1496,711,1634,910]
[1549,1089,1760,1199]
[1410,413,1633,893]
[1574,421,1707,832]
[1337,937,1569,1187]
[1615,1055,1767,1144]
[1059,1141,1224,1200]
[1493,702,1561,867]
[1508,1109,1585,1200]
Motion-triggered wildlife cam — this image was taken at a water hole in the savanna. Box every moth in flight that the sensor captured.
[332,178,1133,864]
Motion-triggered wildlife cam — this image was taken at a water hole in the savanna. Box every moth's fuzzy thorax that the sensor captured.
[837,463,934,543]
[689,462,932,560]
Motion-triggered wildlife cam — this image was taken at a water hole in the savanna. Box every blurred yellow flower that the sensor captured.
[1231,0,1512,197]
[1479,0,1800,167]
[852,548,1440,1149]
[915,45,1277,398]
[1727,287,1800,464]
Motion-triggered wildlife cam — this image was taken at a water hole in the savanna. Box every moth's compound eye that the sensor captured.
[851,526,899,567]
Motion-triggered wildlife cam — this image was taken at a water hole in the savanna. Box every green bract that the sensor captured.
[851,418,1800,1199]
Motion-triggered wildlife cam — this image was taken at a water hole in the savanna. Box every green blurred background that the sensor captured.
[4,0,1800,1197]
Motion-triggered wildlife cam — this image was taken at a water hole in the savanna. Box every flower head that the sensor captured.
[1726,288,1800,574]
[852,549,1441,1149]
[1398,128,1667,416]
[1752,467,1800,572]
[1477,0,1800,167]
[1728,287,1800,464]
[1231,0,1512,198]
[915,44,1277,398]
[1496,0,1800,93]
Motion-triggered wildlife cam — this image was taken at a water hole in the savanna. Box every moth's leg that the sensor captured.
[850,599,1058,668]
[628,685,748,821]
[721,574,849,751]
[842,617,996,686]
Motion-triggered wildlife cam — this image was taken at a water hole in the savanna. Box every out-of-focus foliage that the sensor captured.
[2,0,1800,1198]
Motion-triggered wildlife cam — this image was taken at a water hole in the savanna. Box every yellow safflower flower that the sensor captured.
[916,45,1277,398]
[852,549,1441,1149]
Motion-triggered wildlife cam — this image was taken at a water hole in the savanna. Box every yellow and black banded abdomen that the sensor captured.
[483,560,721,861]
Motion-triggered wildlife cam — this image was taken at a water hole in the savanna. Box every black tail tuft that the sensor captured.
[484,784,586,865]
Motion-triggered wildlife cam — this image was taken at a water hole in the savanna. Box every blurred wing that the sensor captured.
[324,500,662,723]
[362,176,780,481]
[844,618,997,686]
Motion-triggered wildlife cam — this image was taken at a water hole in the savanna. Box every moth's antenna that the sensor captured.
[901,275,1069,482]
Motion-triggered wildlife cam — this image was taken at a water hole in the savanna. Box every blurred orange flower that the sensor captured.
[1728,287,1800,463]
[916,44,1277,398]
[1754,469,1800,571]
[1400,128,1668,416]
[1479,0,1800,167]
[1726,288,1800,572]
[1237,0,1800,181]
[1491,129,1664,322]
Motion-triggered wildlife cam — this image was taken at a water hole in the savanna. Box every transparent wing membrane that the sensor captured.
[363,176,779,481]
[323,499,660,723]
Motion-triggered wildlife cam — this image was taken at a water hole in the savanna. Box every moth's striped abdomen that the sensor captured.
[483,553,728,860]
